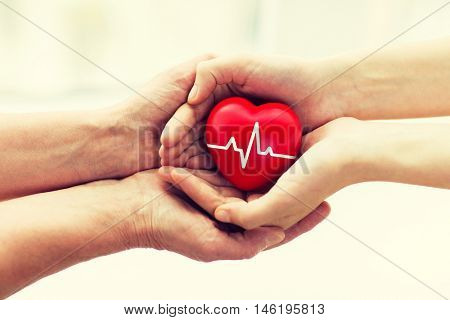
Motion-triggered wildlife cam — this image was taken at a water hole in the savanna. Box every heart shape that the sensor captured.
[205,97,302,191]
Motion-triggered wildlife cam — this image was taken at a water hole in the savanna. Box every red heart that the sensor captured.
[205,97,302,191]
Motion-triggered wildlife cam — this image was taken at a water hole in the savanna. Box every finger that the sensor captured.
[162,140,206,167]
[169,167,242,199]
[214,195,300,230]
[158,167,240,214]
[160,125,203,161]
[266,201,331,250]
[214,163,320,229]
[185,153,215,170]
[150,53,216,92]
[160,96,212,148]
[247,193,263,202]
[217,226,285,260]
[160,166,241,200]
[188,55,251,105]
[301,121,335,153]
[184,168,234,187]
[161,84,233,148]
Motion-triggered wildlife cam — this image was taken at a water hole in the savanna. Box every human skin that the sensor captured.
[0,55,216,200]
[160,118,450,229]
[159,38,450,229]
[160,38,450,161]
[211,118,450,229]
[1,169,315,299]
[0,56,331,298]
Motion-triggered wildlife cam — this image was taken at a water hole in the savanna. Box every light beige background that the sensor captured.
[1,0,449,299]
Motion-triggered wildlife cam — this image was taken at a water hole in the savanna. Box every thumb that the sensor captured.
[214,157,323,229]
[214,189,295,229]
[187,55,248,105]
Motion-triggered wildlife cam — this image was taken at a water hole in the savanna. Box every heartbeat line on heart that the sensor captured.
[206,122,297,169]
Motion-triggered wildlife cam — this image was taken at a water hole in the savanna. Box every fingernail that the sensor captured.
[215,210,230,223]
[188,84,198,102]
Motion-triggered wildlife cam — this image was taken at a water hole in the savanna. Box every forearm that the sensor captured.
[0,108,139,200]
[354,122,450,189]
[319,38,450,120]
[0,178,142,298]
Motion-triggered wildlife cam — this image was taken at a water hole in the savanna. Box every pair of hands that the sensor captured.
[107,54,336,262]
[157,54,365,231]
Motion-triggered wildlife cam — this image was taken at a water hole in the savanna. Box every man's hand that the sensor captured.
[118,170,286,262]
[0,55,215,199]
[112,54,218,172]
[0,169,288,298]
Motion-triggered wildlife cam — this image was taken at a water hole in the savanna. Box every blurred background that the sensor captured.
[1,0,449,299]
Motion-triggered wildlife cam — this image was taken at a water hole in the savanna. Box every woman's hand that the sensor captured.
[207,117,367,229]
[158,54,342,167]
[160,40,450,170]
[199,117,450,230]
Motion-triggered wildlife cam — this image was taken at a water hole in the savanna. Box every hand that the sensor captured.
[0,169,292,298]
[115,170,288,261]
[159,54,345,167]
[203,117,365,229]
[157,54,338,230]
[157,166,330,242]
[109,54,217,172]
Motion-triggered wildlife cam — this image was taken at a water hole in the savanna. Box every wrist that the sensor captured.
[313,56,364,122]
[317,118,378,187]
[107,100,161,172]
[88,107,139,177]
[106,171,162,251]
[292,57,357,129]
[338,121,395,184]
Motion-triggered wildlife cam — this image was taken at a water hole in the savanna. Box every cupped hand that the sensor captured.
[111,54,216,171]
[159,54,345,168]
[199,117,368,229]
[157,54,346,231]
[157,166,330,243]
[166,117,363,230]
[116,170,287,262]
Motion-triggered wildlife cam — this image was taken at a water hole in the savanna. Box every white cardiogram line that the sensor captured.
[207,122,296,169]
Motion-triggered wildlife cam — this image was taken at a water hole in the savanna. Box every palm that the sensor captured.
[128,170,279,261]
[157,167,329,245]
[157,54,331,232]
